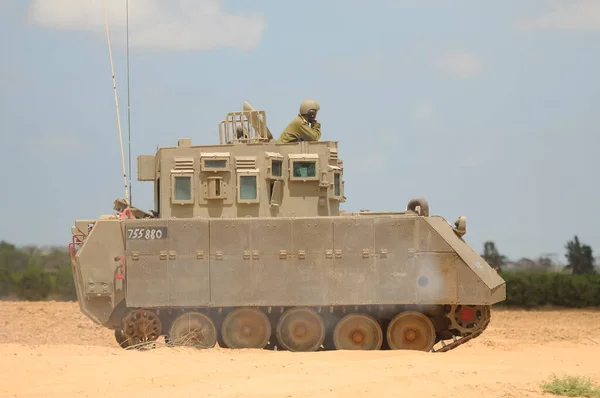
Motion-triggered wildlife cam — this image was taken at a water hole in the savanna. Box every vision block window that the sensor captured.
[240,175,257,200]
[288,154,319,182]
[172,174,193,204]
[237,169,260,204]
[200,153,230,172]
[204,159,227,169]
[334,173,341,197]
[271,159,283,178]
[293,161,316,178]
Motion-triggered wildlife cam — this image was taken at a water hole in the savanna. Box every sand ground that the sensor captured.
[0,302,599,398]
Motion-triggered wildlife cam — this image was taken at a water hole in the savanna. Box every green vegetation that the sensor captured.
[0,235,597,306]
[0,241,76,301]
[498,271,600,308]
[541,375,600,397]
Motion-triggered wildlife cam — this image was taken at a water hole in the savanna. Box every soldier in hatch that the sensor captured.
[277,100,322,143]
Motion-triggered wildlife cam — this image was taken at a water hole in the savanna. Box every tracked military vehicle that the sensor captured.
[69,102,506,353]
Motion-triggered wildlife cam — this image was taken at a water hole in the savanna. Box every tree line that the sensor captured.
[0,235,597,307]
[482,235,597,275]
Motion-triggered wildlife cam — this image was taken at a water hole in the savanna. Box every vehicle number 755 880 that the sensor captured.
[126,227,167,240]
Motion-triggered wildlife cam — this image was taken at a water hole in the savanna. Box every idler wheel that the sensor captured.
[333,313,383,350]
[122,309,162,347]
[168,312,217,349]
[386,311,436,352]
[221,307,271,349]
[276,307,325,352]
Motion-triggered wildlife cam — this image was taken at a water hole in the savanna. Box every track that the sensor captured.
[1,301,600,397]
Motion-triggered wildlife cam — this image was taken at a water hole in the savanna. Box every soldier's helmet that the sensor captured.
[299,99,320,115]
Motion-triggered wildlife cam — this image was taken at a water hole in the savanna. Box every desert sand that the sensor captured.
[0,302,599,397]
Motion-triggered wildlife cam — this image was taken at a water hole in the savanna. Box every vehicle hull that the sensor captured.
[70,213,505,352]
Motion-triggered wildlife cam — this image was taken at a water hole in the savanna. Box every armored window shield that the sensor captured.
[235,156,257,169]
[240,176,257,199]
[155,178,161,213]
[205,159,227,168]
[237,169,260,203]
[328,165,343,200]
[205,176,226,200]
[265,152,284,180]
[175,177,191,200]
[137,155,156,181]
[288,153,319,182]
[294,162,315,177]
[200,152,230,172]
[212,178,222,197]
[271,160,283,178]
[171,174,194,204]
[270,180,283,206]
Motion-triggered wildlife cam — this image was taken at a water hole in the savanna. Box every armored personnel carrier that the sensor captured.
[68,102,506,353]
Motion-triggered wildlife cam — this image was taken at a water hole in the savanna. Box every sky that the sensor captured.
[0,0,598,263]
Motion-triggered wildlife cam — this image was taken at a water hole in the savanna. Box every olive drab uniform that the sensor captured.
[277,115,321,143]
[278,99,322,143]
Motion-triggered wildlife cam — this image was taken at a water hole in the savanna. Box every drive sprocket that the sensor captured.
[445,304,489,336]
[431,304,491,353]
[121,309,162,348]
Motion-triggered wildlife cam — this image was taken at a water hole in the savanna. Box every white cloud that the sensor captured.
[521,0,600,31]
[26,0,265,51]
[434,52,483,78]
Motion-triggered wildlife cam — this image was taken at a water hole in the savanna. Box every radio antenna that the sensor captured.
[101,0,129,204]
[126,0,132,205]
